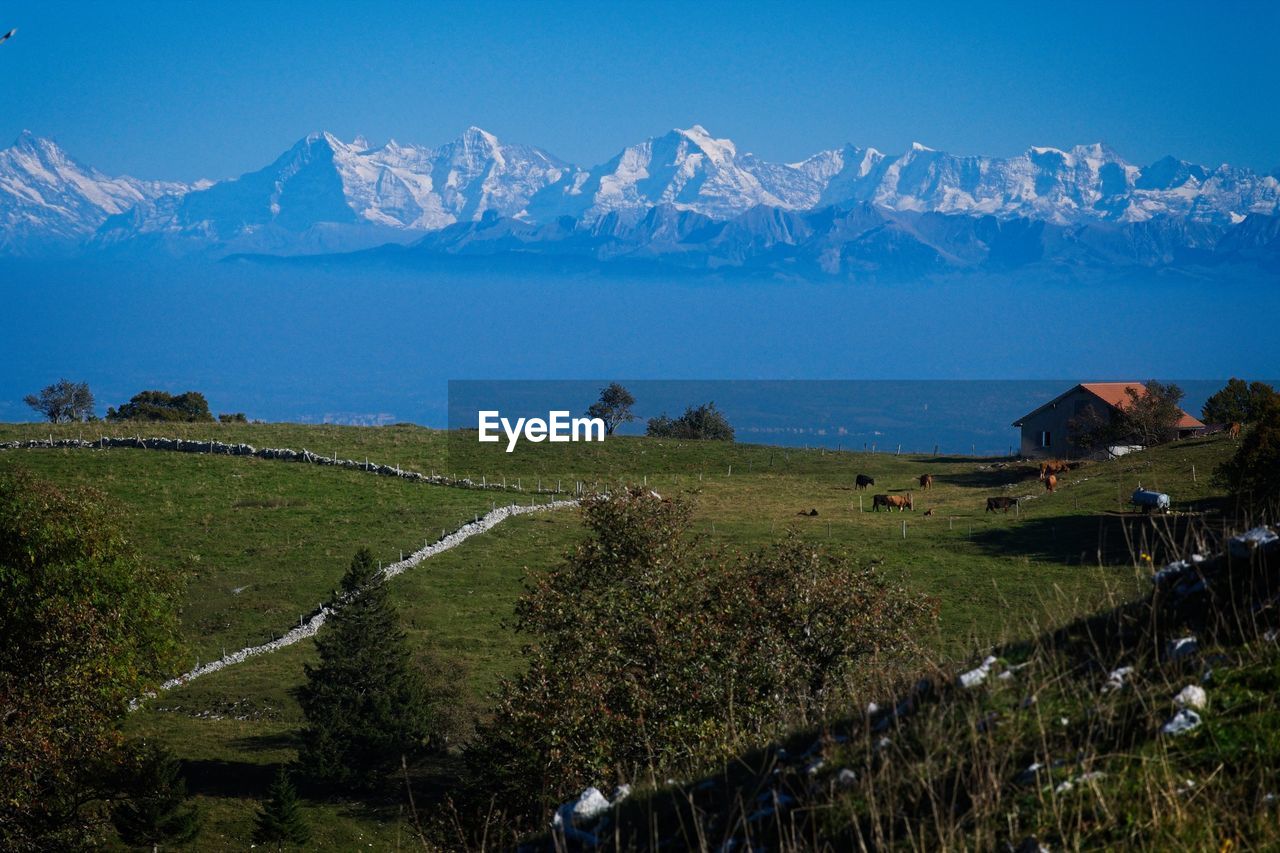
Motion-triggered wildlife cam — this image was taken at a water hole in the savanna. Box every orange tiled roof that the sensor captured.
[1079,382,1205,429]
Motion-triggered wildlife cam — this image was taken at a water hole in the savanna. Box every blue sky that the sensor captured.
[0,1,1276,181]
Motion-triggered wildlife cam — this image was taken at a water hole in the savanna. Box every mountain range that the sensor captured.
[3,126,1278,277]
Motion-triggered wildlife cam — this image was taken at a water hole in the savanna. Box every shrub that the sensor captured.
[106,390,214,422]
[465,488,934,826]
[0,468,183,848]
[1215,398,1280,518]
[646,402,735,441]
[218,412,248,424]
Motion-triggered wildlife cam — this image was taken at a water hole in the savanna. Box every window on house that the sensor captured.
[1039,430,1051,447]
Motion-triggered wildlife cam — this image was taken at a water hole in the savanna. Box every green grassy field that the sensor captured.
[0,422,1240,848]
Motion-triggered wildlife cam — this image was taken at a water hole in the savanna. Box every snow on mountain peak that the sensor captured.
[5,125,1276,257]
[0,132,189,253]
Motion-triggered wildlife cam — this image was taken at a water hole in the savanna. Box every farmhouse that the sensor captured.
[1013,382,1204,458]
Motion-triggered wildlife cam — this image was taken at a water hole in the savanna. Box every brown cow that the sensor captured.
[1229,422,1242,440]
[986,496,1018,513]
[874,493,913,511]
[1044,473,1057,493]
[1039,460,1070,480]
[919,473,934,489]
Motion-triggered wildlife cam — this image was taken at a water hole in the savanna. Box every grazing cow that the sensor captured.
[1039,460,1070,480]
[1044,473,1057,493]
[919,473,934,489]
[855,474,875,490]
[1229,422,1242,440]
[923,508,935,516]
[874,493,913,511]
[986,496,1019,513]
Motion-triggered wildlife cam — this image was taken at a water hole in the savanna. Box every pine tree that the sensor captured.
[295,547,433,791]
[252,768,311,850]
[110,742,201,849]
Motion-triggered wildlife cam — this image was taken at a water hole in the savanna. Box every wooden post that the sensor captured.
[902,520,907,539]
[859,495,864,513]
[1192,464,1197,483]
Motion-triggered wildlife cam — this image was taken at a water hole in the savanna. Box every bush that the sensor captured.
[0,468,183,848]
[646,402,735,441]
[465,488,935,826]
[106,390,214,422]
[1202,378,1278,426]
[218,412,248,424]
[1215,398,1280,518]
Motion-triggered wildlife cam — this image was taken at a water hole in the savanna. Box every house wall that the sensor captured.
[1018,388,1111,458]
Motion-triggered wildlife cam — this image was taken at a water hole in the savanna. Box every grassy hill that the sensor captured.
[575,520,1280,851]
[0,422,1243,847]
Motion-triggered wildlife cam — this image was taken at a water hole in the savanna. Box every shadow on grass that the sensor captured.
[970,511,1215,566]
[937,467,1036,490]
[229,730,300,753]
[182,759,278,798]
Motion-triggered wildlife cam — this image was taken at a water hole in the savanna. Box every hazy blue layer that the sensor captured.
[2,261,1274,450]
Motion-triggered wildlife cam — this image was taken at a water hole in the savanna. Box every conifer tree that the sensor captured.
[110,742,201,849]
[252,768,310,850]
[295,547,433,791]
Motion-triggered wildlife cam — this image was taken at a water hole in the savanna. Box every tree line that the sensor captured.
[587,382,735,440]
[24,379,247,424]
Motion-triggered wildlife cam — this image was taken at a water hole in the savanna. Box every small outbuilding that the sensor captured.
[1012,382,1204,458]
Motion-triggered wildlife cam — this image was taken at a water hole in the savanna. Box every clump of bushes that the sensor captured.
[218,412,248,424]
[646,402,735,441]
[465,487,935,826]
[1215,397,1280,518]
[107,391,214,423]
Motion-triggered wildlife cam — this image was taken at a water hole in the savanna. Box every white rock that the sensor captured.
[1174,684,1207,710]
[837,768,857,786]
[572,787,612,822]
[958,656,999,689]
[1101,666,1134,693]
[1167,636,1199,660]
[1162,708,1203,736]
[1229,526,1278,558]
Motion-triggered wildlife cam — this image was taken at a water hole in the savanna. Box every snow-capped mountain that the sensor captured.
[524,128,1278,228]
[0,131,188,254]
[94,128,571,254]
[5,124,1279,270]
[525,125,817,222]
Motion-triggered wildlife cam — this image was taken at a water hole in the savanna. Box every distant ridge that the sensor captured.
[1,126,1278,276]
